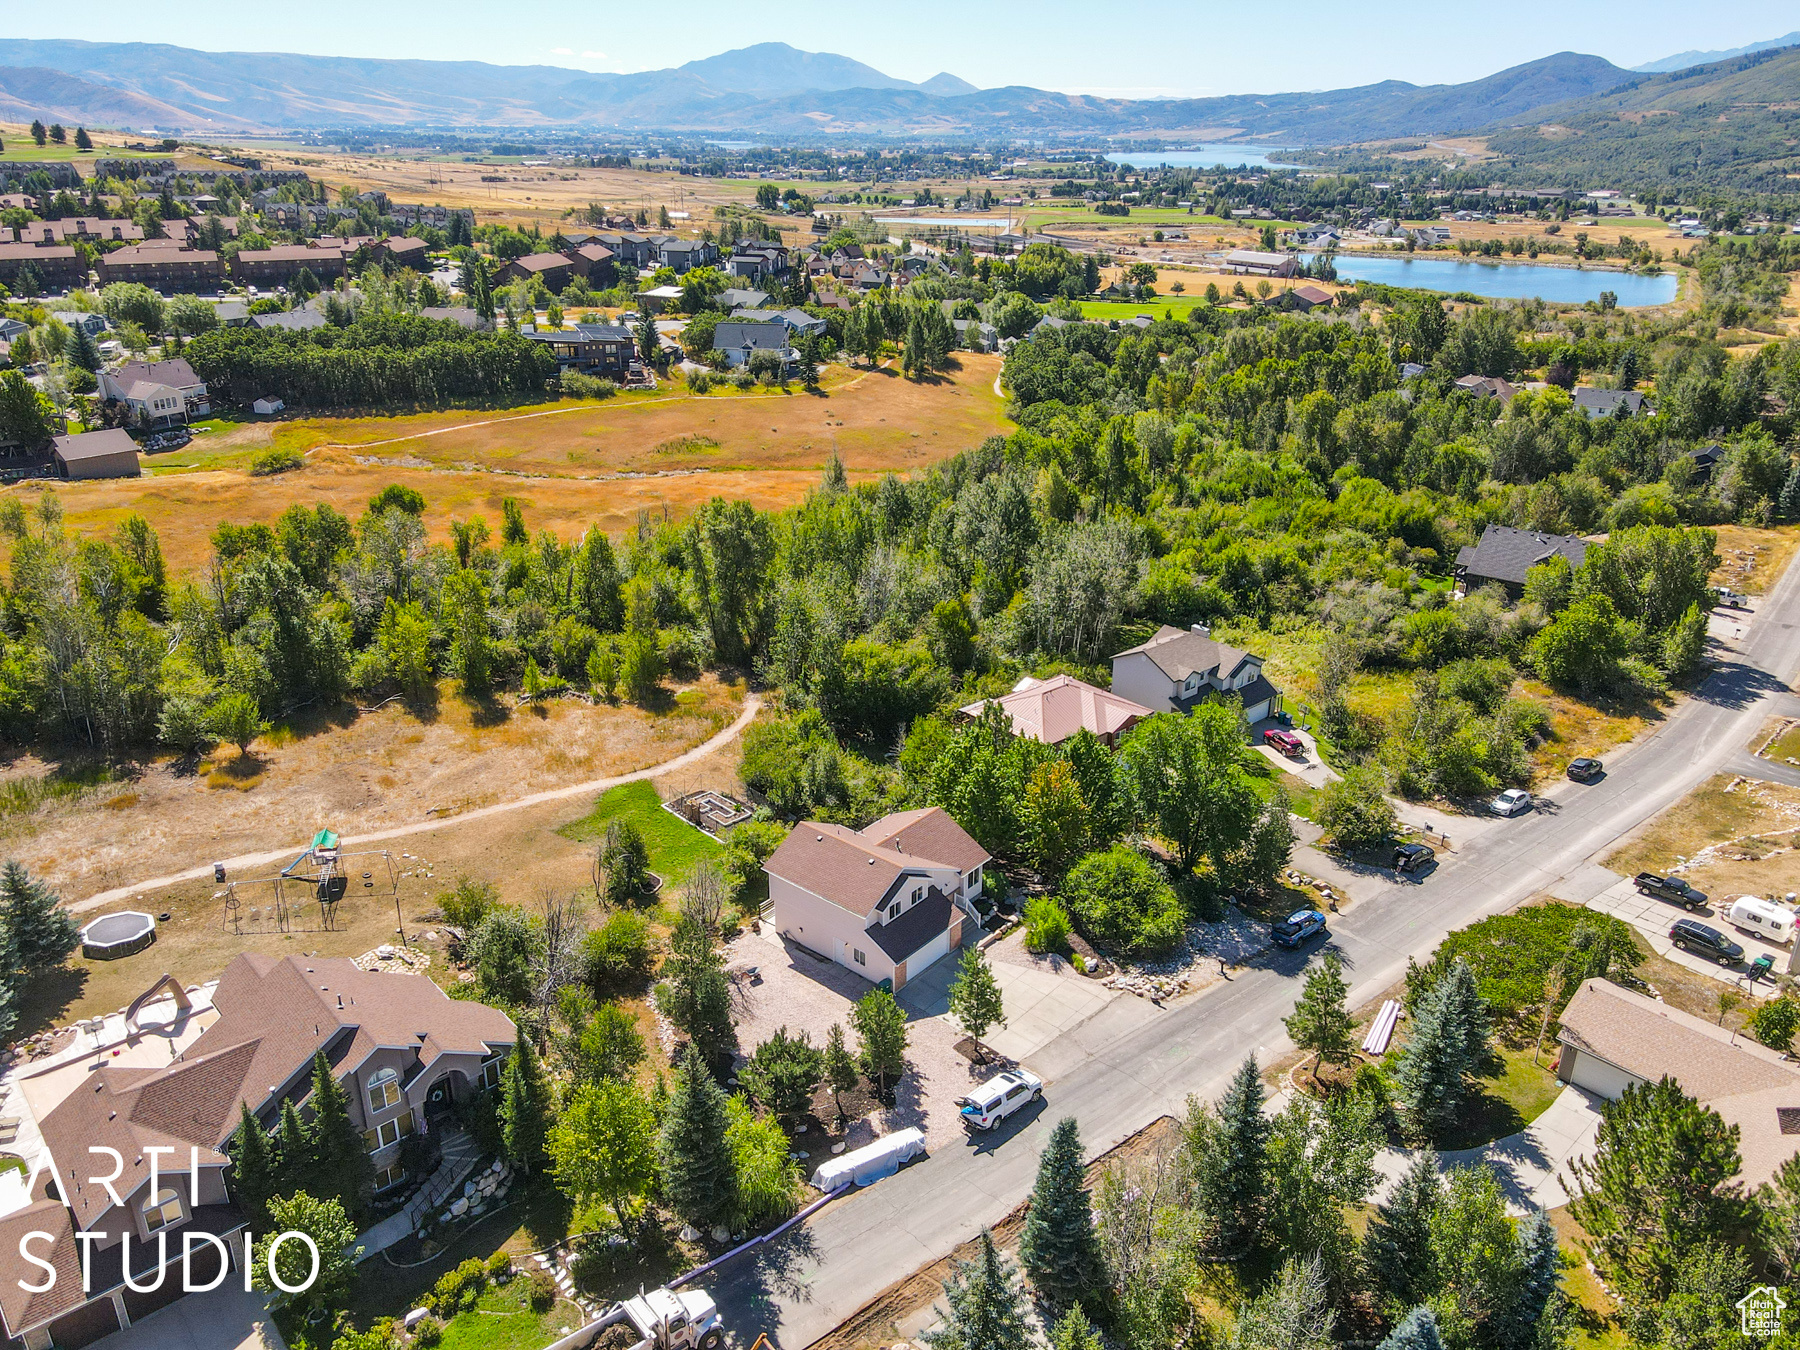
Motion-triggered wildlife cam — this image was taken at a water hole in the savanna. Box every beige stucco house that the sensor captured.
[764,807,992,992]
[1111,624,1279,724]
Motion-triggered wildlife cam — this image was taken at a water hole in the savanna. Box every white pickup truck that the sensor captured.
[576,1287,725,1350]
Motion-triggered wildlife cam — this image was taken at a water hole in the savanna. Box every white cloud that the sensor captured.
[551,46,574,55]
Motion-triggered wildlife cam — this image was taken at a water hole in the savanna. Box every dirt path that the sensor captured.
[69,694,761,913]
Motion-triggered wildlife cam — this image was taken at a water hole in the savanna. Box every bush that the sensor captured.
[411,1317,442,1347]
[428,1258,488,1317]
[1409,903,1642,1026]
[561,370,618,399]
[1317,765,1397,851]
[526,1269,558,1313]
[1059,847,1185,956]
[436,876,498,931]
[720,818,788,907]
[1022,896,1072,954]
[249,447,304,476]
[485,1252,513,1282]
[582,910,655,991]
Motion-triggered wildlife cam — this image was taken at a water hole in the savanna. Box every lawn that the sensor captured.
[436,1275,587,1350]
[1077,298,1214,321]
[1419,1041,1565,1151]
[557,780,722,884]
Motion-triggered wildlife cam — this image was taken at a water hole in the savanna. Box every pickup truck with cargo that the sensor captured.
[1634,872,1707,910]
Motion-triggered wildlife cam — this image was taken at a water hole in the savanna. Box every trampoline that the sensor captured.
[80,911,157,960]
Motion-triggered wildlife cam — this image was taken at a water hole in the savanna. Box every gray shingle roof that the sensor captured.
[1454,524,1588,588]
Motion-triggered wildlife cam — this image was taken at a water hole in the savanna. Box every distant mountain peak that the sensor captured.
[1631,31,1800,73]
[675,42,921,95]
[920,72,979,97]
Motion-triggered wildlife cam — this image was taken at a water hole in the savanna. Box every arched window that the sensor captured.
[366,1066,400,1114]
[142,1187,181,1233]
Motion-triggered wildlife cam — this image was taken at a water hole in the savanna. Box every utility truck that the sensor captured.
[576,1287,724,1350]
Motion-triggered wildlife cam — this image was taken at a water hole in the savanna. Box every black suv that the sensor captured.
[1669,918,1744,966]
[1567,757,1603,782]
[1393,842,1436,874]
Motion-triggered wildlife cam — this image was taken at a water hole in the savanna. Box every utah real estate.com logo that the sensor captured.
[1738,1285,1787,1338]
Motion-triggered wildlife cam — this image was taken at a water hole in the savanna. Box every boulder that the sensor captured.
[404,1309,431,1329]
[680,1226,701,1242]
[450,1197,468,1217]
[711,1226,731,1243]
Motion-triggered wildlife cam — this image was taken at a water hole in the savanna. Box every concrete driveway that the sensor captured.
[1248,722,1339,788]
[1571,868,1785,997]
[1370,1084,1607,1215]
[898,952,1117,1066]
[94,1287,284,1350]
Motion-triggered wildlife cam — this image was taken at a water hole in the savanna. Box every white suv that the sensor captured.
[957,1069,1043,1131]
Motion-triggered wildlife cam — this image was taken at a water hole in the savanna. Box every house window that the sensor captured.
[373,1162,407,1193]
[911,886,923,905]
[853,948,866,966]
[143,1187,182,1233]
[361,1110,416,1154]
[366,1066,401,1114]
[478,1056,503,1091]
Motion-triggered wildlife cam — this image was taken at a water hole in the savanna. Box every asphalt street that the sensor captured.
[713,552,1800,1348]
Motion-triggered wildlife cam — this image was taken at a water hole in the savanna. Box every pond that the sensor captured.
[1106,145,1290,170]
[1302,252,1679,307]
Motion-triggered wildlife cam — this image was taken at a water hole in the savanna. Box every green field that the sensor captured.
[0,143,162,163]
[1078,298,1214,321]
[557,780,722,884]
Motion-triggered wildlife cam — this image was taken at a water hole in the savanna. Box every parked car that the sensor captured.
[957,1069,1043,1131]
[1272,909,1328,948]
[1669,918,1744,966]
[1566,757,1604,782]
[1393,842,1436,874]
[1634,872,1708,911]
[1489,788,1533,817]
[1715,587,1749,609]
[1263,729,1305,757]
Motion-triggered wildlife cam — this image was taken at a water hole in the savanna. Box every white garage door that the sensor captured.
[907,928,954,981]
[1567,1049,1646,1101]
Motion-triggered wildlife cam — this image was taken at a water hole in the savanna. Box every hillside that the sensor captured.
[1476,45,1800,191]
[0,37,1630,142]
[1632,32,1800,73]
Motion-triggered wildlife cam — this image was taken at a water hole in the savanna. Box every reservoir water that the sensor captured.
[1106,146,1289,170]
[1303,252,1678,307]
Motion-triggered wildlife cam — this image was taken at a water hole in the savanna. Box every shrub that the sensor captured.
[1022,896,1072,954]
[1408,903,1642,1026]
[1317,765,1397,851]
[485,1252,513,1282]
[561,370,618,399]
[526,1269,558,1313]
[583,910,655,991]
[720,818,787,907]
[412,1317,442,1347]
[1059,847,1185,956]
[249,446,303,476]
[436,876,498,931]
[428,1257,488,1316]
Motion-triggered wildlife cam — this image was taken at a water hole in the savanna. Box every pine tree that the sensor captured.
[850,987,909,1094]
[823,1023,858,1123]
[1019,1116,1102,1305]
[500,1034,551,1175]
[1779,463,1800,522]
[67,324,101,373]
[1395,956,1490,1143]
[1049,1304,1102,1350]
[1377,1307,1445,1350]
[306,1049,374,1220]
[659,1044,736,1229]
[0,860,78,975]
[275,1098,311,1196]
[228,1101,279,1228]
[923,1231,1028,1350]
[1187,1054,1270,1255]
[946,945,1006,1048]
[1362,1150,1442,1314]
[1493,1209,1566,1350]
[1283,953,1354,1083]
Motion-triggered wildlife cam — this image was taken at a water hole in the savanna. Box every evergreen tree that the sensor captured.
[275,1098,311,1196]
[1364,1149,1442,1314]
[1779,463,1800,522]
[636,308,659,365]
[1760,1151,1800,1282]
[823,1022,859,1123]
[946,945,1006,1047]
[500,1034,551,1174]
[1283,953,1354,1082]
[0,860,79,976]
[1494,1209,1567,1350]
[67,325,101,373]
[1187,1054,1270,1255]
[1049,1304,1103,1350]
[305,1050,374,1220]
[1377,1307,1445,1350]
[227,1101,278,1229]
[1019,1116,1103,1305]
[923,1231,1028,1350]
[659,1044,736,1229]
[654,912,735,1065]
[1395,956,1490,1143]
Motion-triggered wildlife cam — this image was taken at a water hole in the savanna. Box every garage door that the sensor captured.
[907,928,954,982]
[45,1296,122,1349]
[1567,1050,1646,1101]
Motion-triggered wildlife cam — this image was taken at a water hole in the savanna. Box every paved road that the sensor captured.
[714,555,1800,1348]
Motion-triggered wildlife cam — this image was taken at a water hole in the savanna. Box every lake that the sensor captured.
[1106,145,1289,170]
[1302,253,1679,307]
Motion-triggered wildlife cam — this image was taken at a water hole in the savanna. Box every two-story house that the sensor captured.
[1110,624,1280,724]
[763,807,991,992]
[0,955,513,1350]
[99,359,210,428]
[523,322,636,379]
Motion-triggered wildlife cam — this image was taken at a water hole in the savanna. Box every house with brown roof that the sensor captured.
[96,244,224,294]
[1556,978,1800,1190]
[52,428,140,480]
[959,674,1152,748]
[0,243,86,292]
[1111,624,1280,724]
[230,244,348,288]
[0,954,512,1349]
[500,252,575,291]
[370,236,430,270]
[763,807,991,992]
[99,359,209,428]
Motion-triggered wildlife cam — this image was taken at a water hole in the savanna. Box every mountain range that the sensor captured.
[0,35,1793,164]
[1632,31,1800,73]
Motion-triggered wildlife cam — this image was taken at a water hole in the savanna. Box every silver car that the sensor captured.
[1489,788,1533,817]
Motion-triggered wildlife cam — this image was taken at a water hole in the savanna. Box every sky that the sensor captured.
[8,2,1800,99]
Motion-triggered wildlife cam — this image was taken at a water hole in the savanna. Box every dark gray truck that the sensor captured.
[1634,872,1708,911]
